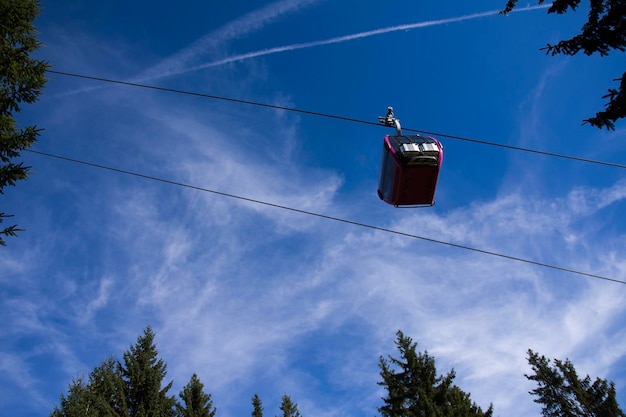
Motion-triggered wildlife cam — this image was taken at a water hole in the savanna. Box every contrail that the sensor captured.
[182,4,551,74]
[142,0,321,80]
[52,4,550,97]
[52,0,322,97]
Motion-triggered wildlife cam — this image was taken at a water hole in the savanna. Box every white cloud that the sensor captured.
[5,117,626,417]
[98,176,622,417]
[79,277,114,325]
[183,4,551,75]
[0,352,50,409]
[139,0,323,81]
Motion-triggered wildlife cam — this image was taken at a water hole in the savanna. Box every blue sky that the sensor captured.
[2,1,626,416]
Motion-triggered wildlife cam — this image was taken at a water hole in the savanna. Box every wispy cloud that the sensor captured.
[52,3,549,98]
[175,4,552,76]
[140,0,322,80]
[0,352,50,409]
[137,175,625,417]
[5,113,625,417]
[51,0,322,96]
[79,277,114,325]
[64,85,623,416]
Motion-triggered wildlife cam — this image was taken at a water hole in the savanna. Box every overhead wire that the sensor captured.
[26,148,626,285]
[36,70,626,284]
[47,70,626,170]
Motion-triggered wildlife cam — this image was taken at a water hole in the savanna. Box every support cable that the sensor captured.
[47,70,626,170]
[26,148,626,285]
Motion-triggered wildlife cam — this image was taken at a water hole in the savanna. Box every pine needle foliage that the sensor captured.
[50,377,97,417]
[526,349,626,417]
[53,327,626,417]
[51,328,177,417]
[0,0,49,245]
[501,0,626,129]
[176,374,216,417]
[252,394,264,417]
[51,358,129,417]
[278,395,302,417]
[378,330,493,417]
[120,326,176,417]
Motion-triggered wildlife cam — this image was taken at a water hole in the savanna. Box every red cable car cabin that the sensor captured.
[377,134,443,207]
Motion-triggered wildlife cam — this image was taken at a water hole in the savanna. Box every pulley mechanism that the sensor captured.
[378,106,402,136]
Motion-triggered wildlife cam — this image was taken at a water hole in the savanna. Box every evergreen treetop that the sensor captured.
[526,349,626,417]
[278,394,302,417]
[252,394,264,417]
[176,373,216,417]
[378,330,493,417]
[51,327,625,417]
[120,326,176,417]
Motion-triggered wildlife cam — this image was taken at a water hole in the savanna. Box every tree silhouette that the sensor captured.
[120,326,176,417]
[252,394,264,417]
[526,349,626,417]
[378,330,493,417]
[278,395,302,417]
[176,374,216,417]
[0,0,49,245]
[502,0,626,129]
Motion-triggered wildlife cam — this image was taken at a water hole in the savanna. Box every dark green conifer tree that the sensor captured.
[89,357,129,417]
[120,326,176,417]
[0,0,49,245]
[175,373,216,417]
[526,349,626,417]
[501,0,626,129]
[50,377,97,417]
[378,330,493,417]
[252,394,263,417]
[278,395,302,417]
[51,358,128,417]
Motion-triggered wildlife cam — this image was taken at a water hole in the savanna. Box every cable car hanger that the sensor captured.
[378,106,402,136]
